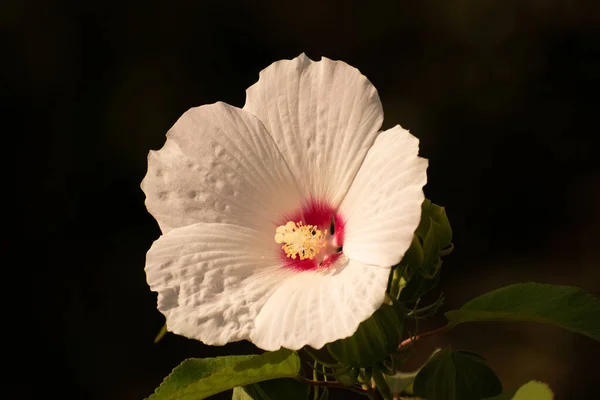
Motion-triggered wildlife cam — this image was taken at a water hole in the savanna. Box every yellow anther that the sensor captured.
[274,232,284,243]
[274,221,327,260]
[285,221,296,231]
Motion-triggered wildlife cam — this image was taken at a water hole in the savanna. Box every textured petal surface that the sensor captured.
[251,255,390,350]
[145,222,296,345]
[339,126,428,267]
[142,102,303,233]
[244,54,383,207]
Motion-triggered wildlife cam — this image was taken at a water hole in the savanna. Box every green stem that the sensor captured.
[407,293,444,319]
[312,361,319,400]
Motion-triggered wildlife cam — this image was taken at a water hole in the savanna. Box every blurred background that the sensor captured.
[5,0,600,398]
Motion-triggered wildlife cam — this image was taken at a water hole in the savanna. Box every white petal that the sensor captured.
[244,54,383,207]
[251,255,390,350]
[141,102,303,234]
[339,126,428,267]
[145,222,295,346]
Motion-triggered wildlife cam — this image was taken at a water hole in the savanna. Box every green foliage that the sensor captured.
[445,283,600,341]
[387,348,442,396]
[326,303,404,367]
[485,381,553,400]
[415,199,453,247]
[333,367,359,386]
[232,387,253,400]
[400,236,425,274]
[386,370,418,396]
[234,379,309,400]
[371,365,392,400]
[510,381,553,400]
[398,268,441,304]
[148,199,597,400]
[148,349,301,400]
[394,200,453,302]
[413,349,502,400]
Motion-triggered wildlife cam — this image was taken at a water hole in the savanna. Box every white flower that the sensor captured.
[142,54,427,351]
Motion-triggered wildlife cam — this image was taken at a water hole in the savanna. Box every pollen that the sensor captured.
[274,221,327,260]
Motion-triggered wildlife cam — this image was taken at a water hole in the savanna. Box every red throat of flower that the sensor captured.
[275,199,346,271]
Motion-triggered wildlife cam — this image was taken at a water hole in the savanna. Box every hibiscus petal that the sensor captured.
[339,125,428,267]
[145,222,295,345]
[251,255,390,350]
[142,102,303,234]
[244,53,383,207]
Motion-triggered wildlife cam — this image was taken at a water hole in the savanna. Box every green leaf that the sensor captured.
[148,349,301,400]
[413,349,502,400]
[388,349,441,395]
[233,387,253,400]
[445,283,600,341]
[334,367,359,386]
[402,236,425,270]
[415,200,453,248]
[386,370,418,396]
[389,237,423,298]
[397,200,452,303]
[372,366,392,400]
[511,381,553,400]
[485,381,553,400]
[398,268,441,303]
[326,303,404,367]
[240,378,309,400]
[421,219,444,274]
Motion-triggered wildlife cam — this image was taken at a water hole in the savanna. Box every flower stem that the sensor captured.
[397,323,453,351]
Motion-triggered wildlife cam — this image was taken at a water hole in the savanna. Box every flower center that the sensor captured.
[274,221,327,260]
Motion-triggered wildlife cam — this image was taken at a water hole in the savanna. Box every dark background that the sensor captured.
[5,0,600,399]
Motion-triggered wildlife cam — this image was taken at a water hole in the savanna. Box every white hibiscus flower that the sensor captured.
[142,54,427,351]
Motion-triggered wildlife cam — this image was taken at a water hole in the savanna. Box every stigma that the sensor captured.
[274,221,327,260]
